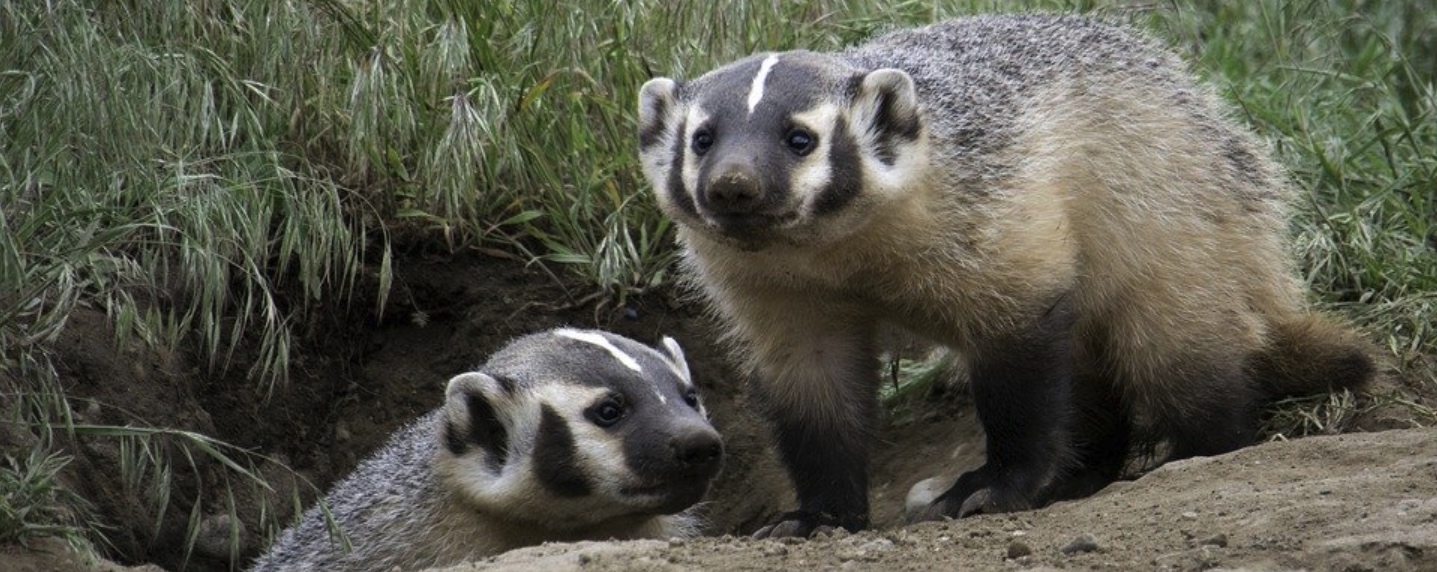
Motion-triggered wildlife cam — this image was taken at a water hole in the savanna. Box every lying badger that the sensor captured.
[249,328,723,571]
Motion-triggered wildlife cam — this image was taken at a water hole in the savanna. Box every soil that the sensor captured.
[8,250,1435,571]
[452,426,1437,572]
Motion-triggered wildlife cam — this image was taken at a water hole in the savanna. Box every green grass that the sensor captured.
[1,0,1433,567]
[0,447,99,560]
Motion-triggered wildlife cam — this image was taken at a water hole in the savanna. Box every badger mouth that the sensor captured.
[701,210,800,248]
[620,479,713,514]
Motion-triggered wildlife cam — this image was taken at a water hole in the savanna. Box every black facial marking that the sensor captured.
[684,54,869,227]
[534,404,591,497]
[812,118,864,216]
[664,117,699,219]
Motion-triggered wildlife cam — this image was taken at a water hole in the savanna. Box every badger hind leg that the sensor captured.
[1150,314,1374,461]
[911,294,1079,521]
[1156,362,1264,460]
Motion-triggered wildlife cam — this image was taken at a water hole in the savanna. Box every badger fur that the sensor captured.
[248,328,723,571]
[636,14,1372,537]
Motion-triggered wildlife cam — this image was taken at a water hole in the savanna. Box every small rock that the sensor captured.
[1007,539,1033,559]
[1061,534,1100,555]
[904,475,957,520]
[1180,511,1199,520]
[1199,533,1229,548]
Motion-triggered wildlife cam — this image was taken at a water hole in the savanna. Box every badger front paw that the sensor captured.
[751,510,866,539]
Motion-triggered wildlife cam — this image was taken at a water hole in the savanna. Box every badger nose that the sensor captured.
[671,429,724,472]
[705,163,761,214]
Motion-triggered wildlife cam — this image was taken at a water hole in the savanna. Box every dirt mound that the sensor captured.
[18,252,1435,571]
[444,427,1437,571]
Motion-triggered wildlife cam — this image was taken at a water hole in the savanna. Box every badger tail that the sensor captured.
[1248,314,1376,400]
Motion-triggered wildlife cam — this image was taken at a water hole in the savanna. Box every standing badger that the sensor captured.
[636,14,1372,537]
[249,328,723,571]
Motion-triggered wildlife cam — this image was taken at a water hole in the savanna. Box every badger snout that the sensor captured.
[704,162,763,215]
[670,427,724,474]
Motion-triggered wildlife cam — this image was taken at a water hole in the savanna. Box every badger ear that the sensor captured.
[639,77,680,151]
[659,336,692,383]
[443,372,512,465]
[850,68,922,166]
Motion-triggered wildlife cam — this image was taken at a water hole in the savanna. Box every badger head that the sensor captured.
[638,50,930,251]
[435,328,722,530]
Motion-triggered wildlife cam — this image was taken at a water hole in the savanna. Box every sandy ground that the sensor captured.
[10,425,1435,571]
[18,408,1433,572]
[441,427,1437,572]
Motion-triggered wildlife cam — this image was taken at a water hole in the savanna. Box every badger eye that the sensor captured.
[682,388,700,410]
[784,129,816,155]
[585,396,626,428]
[691,129,714,155]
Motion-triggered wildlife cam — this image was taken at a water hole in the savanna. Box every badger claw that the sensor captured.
[908,469,1035,523]
[751,510,860,539]
[957,487,994,517]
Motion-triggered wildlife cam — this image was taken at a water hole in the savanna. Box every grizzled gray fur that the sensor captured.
[249,328,722,571]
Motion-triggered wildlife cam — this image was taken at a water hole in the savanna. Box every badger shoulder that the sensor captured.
[246,415,451,571]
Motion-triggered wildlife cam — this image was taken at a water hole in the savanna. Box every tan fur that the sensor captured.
[680,52,1363,430]
[640,15,1372,531]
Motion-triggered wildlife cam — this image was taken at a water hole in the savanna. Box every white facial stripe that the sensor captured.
[557,329,642,372]
[789,103,839,205]
[534,382,609,403]
[747,54,780,115]
[681,106,710,203]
